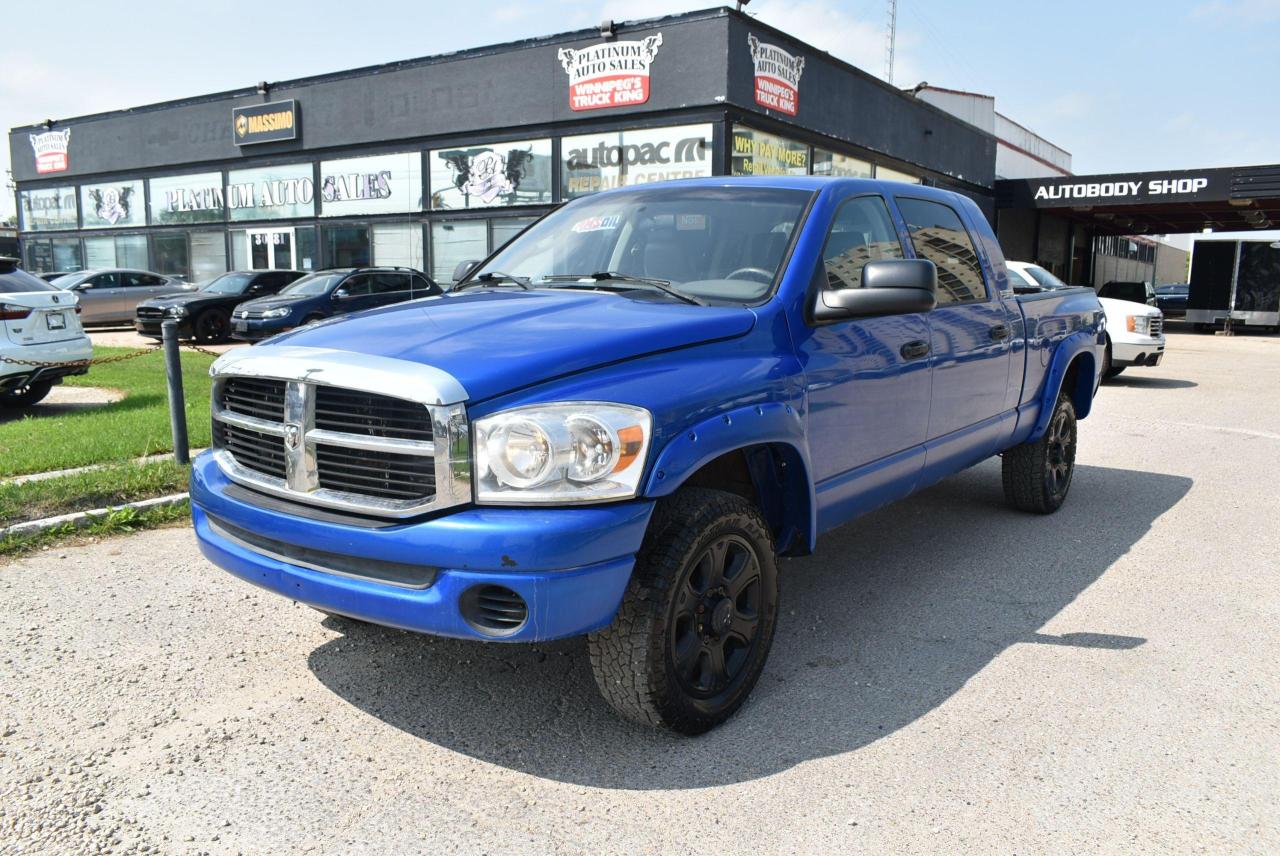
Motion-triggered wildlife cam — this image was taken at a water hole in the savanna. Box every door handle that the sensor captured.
[900,340,931,360]
[989,323,1011,341]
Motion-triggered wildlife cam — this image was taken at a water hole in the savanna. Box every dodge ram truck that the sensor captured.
[192,177,1105,734]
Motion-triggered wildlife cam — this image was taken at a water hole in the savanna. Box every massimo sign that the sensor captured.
[232,100,299,145]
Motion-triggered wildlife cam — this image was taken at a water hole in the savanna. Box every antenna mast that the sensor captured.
[885,0,898,84]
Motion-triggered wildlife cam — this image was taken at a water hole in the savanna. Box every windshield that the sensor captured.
[1024,265,1070,290]
[279,272,346,296]
[472,186,813,303]
[1157,283,1188,294]
[203,273,255,295]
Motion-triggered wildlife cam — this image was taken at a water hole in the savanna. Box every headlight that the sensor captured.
[262,307,292,319]
[1126,315,1150,334]
[165,305,187,318]
[474,403,651,504]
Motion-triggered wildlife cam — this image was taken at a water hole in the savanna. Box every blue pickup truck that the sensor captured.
[192,177,1105,734]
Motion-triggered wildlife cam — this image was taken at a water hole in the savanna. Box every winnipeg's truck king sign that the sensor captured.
[29,129,71,174]
[557,34,663,111]
[748,35,805,116]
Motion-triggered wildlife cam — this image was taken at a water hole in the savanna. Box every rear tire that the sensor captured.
[1002,394,1077,514]
[194,308,231,344]
[0,380,54,408]
[588,487,779,734]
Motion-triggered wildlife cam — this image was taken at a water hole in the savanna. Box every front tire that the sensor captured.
[0,380,54,408]
[1002,394,1078,514]
[194,308,231,344]
[588,487,779,734]
[1101,336,1124,379]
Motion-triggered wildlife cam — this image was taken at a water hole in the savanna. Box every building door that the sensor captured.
[246,228,295,270]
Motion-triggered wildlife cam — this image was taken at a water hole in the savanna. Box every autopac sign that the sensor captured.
[232,99,299,146]
[1016,168,1232,207]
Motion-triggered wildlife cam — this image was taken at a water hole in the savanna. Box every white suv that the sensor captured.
[1,258,93,408]
[1006,261,1165,380]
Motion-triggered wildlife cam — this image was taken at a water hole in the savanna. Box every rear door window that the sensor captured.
[91,273,121,289]
[369,273,410,295]
[895,197,989,304]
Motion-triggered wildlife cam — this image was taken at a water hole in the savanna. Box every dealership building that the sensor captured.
[11,6,1279,289]
[8,7,993,284]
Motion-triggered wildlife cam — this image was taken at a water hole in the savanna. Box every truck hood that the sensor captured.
[139,291,227,308]
[258,289,758,402]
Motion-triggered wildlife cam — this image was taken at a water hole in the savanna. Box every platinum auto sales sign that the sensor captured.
[748,34,804,116]
[30,129,71,174]
[557,34,663,111]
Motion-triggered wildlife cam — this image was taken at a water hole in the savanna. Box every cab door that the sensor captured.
[75,272,123,324]
[793,193,933,528]
[891,195,1013,458]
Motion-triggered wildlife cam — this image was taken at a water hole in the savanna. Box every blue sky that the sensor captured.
[4,0,1278,225]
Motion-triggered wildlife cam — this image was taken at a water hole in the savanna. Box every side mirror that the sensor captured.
[811,259,938,322]
[452,260,480,283]
[333,288,350,300]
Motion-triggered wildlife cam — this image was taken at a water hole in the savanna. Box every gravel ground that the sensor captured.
[2,325,1277,855]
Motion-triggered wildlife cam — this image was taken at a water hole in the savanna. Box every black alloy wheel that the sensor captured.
[1002,393,1078,514]
[194,308,231,344]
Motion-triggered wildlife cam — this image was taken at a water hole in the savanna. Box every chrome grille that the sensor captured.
[136,306,166,319]
[211,372,469,518]
[1149,316,1163,337]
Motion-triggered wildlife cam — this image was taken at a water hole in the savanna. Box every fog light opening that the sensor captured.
[460,584,528,636]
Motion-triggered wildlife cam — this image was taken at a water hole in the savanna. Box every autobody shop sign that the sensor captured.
[557,34,663,111]
[748,35,804,116]
[1009,168,1233,207]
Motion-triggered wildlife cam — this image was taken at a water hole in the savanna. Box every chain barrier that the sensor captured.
[0,342,226,369]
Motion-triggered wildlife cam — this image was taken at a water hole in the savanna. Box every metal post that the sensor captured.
[161,320,190,464]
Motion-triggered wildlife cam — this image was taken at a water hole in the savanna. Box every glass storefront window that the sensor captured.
[52,238,83,272]
[149,172,224,225]
[731,126,809,176]
[23,241,52,273]
[153,234,190,279]
[431,221,487,282]
[19,187,77,232]
[227,163,315,221]
[430,139,553,209]
[561,124,713,199]
[813,148,872,178]
[81,179,146,229]
[491,218,537,253]
[324,226,371,267]
[21,238,83,273]
[83,235,149,270]
[371,224,424,269]
[296,227,317,271]
[191,232,227,281]
[876,165,921,184]
[230,230,249,270]
[320,152,422,217]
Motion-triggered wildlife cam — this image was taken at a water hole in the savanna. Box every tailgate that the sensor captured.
[1,291,84,346]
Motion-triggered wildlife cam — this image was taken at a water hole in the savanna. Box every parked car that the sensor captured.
[1006,261,1072,293]
[1,257,93,408]
[51,269,194,325]
[1098,280,1156,306]
[192,178,1106,733]
[136,270,305,344]
[230,267,439,341]
[1154,283,1189,317]
[1099,296,1164,379]
[38,271,81,283]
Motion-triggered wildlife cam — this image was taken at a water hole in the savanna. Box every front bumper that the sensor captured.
[135,318,192,339]
[190,453,653,642]
[230,317,292,341]
[1112,335,1165,368]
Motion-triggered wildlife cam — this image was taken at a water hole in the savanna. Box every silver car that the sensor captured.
[51,269,195,325]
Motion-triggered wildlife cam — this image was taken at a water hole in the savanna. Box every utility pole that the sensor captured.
[885,0,898,84]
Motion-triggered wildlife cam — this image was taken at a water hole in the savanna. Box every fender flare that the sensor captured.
[1029,329,1098,442]
[644,400,817,554]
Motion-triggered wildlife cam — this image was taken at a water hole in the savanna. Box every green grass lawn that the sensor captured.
[0,347,217,478]
[0,459,190,526]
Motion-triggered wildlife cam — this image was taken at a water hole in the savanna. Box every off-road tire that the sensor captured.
[1002,394,1077,514]
[194,308,232,344]
[0,380,54,408]
[588,487,779,735]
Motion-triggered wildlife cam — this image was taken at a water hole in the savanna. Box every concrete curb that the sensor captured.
[3,451,208,487]
[1,493,190,539]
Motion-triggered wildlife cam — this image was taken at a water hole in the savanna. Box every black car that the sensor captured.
[135,270,304,343]
[231,267,440,342]
[1155,283,1189,317]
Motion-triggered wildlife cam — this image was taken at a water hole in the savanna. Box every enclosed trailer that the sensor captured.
[1187,239,1280,331]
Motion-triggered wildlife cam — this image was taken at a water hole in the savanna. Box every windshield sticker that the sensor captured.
[571,215,622,233]
[748,35,805,117]
[676,214,707,231]
[557,34,663,111]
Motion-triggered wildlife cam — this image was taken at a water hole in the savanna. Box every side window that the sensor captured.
[412,275,440,295]
[340,275,373,297]
[370,273,409,294]
[895,197,989,304]
[821,196,904,289]
[92,273,120,288]
[120,273,147,288]
[143,274,167,286]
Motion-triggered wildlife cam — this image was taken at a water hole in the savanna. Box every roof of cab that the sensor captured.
[592,174,959,198]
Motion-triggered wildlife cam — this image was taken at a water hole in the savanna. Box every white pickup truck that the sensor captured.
[1007,261,1164,380]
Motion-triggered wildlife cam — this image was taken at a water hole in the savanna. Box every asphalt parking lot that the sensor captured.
[2,325,1277,854]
